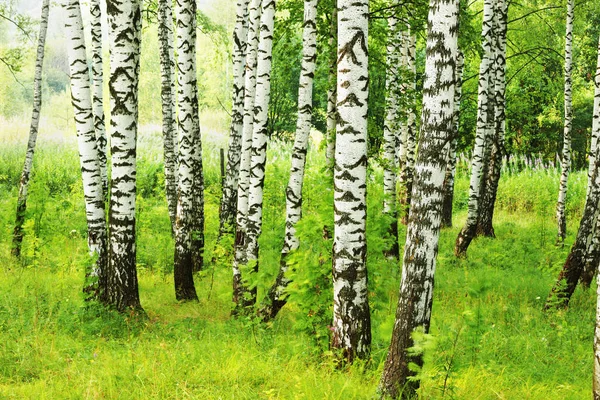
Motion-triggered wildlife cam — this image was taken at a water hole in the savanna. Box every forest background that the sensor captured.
[0,0,599,398]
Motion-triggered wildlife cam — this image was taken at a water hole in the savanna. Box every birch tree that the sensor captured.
[173,0,203,301]
[241,0,277,310]
[331,0,371,362]
[382,12,402,259]
[260,0,318,320]
[89,0,107,198]
[545,35,600,311]
[105,0,143,311]
[325,7,337,165]
[454,0,495,257]
[441,50,464,228]
[556,0,574,244]
[219,0,250,235]
[11,0,50,258]
[399,30,417,224]
[158,0,178,232]
[65,0,108,299]
[379,0,459,395]
[232,0,262,310]
[476,0,508,237]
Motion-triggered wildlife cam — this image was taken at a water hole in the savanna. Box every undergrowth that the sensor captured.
[0,131,594,399]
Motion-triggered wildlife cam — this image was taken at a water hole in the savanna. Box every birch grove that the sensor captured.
[379,0,459,395]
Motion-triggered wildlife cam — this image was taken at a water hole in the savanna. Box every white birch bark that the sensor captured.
[261,0,318,320]
[12,0,50,258]
[454,0,495,256]
[325,8,337,165]
[219,0,250,234]
[232,0,262,309]
[173,0,201,300]
[89,0,107,198]
[556,0,574,243]
[105,0,143,311]
[244,0,277,309]
[331,0,371,362]
[441,49,464,228]
[64,0,108,298]
[383,14,401,216]
[379,0,459,395]
[158,0,178,233]
[400,30,417,223]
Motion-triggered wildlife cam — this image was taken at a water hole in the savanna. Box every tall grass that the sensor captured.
[0,130,594,399]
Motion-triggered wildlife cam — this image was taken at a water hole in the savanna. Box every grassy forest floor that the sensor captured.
[0,126,595,399]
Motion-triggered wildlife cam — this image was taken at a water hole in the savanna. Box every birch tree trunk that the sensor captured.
[232,0,262,310]
[399,30,417,225]
[454,0,494,257]
[173,0,202,301]
[242,0,277,310]
[105,0,143,311]
[65,0,108,300]
[260,0,318,321]
[89,0,108,199]
[581,43,600,289]
[219,0,250,235]
[158,0,178,233]
[325,7,337,165]
[476,0,508,237]
[11,0,50,258]
[556,0,574,244]
[379,0,459,395]
[331,0,371,362]
[545,35,600,311]
[441,50,464,228]
[382,12,402,259]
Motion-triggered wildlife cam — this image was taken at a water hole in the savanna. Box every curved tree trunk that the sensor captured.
[441,50,464,228]
[556,0,574,244]
[105,0,143,311]
[325,7,337,166]
[379,0,459,396]
[382,12,402,259]
[89,0,108,199]
[260,0,318,321]
[476,0,508,237]
[454,0,495,257]
[232,0,262,311]
[65,0,108,300]
[546,36,600,310]
[219,0,250,236]
[158,0,178,233]
[173,0,202,301]
[11,0,50,258]
[331,0,371,363]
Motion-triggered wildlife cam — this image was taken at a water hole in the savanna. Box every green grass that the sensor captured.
[0,128,595,399]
